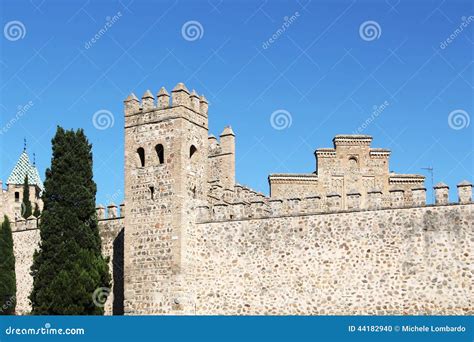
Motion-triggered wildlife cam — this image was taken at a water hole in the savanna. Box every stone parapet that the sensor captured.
[195,180,471,223]
[124,83,208,117]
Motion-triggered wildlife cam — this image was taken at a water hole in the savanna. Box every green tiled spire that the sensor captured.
[6,151,44,191]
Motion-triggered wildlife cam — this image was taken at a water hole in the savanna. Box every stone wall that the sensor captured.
[98,217,125,315]
[189,203,473,315]
[12,228,40,315]
[11,201,473,315]
[12,217,123,315]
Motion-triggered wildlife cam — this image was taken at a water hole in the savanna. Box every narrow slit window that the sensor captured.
[150,186,155,200]
[189,145,197,159]
[155,144,164,164]
[137,147,145,167]
[15,192,20,202]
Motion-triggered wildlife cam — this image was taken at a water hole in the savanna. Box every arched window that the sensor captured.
[189,145,197,159]
[155,144,164,164]
[137,147,145,167]
[348,156,358,168]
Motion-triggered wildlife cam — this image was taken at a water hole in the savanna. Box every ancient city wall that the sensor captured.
[11,214,123,315]
[11,192,473,315]
[12,227,39,315]
[190,203,473,315]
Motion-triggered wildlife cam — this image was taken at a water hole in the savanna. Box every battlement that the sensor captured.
[123,83,208,117]
[208,183,268,205]
[11,216,39,232]
[96,202,125,220]
[197,181,472,223]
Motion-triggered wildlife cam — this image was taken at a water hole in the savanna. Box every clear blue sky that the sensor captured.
[1,0,472,206]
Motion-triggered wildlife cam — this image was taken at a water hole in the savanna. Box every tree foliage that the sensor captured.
[30,127,110,315]
[0,216,16,315]
[22,175,32,219]
[33,203,41,218]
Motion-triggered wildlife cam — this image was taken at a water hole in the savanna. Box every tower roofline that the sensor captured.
[333,135,373,147]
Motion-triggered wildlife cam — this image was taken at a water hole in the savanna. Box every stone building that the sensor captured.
[7,83,473,315]
[269,135,425,209]
[0,149,43,221]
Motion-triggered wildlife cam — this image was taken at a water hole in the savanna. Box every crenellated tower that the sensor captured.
[123,83,209,314]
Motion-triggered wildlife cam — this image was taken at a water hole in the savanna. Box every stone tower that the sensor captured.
[123,83,209,314]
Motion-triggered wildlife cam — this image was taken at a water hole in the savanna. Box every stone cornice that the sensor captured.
[389,174,425,184]
[268,173,318,184]
[333,135,373,147]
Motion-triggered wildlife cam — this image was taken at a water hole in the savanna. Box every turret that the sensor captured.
[199,95,208,116]
[457,180,472,204]
[434,182,449,205]
[190,90,200,111]
[411,187,426,206]
[120,202,125,217]
[219,126,236,190]
[220,126,235,153]
[123,83,209,314]
[124,93,140,115]
[346,190,361,210]
[141,90,154,111]
[208,134,219,154]
[156,87,170,109]
[171,82,190,107]
[96,204,105,220]
[107,203,118,219]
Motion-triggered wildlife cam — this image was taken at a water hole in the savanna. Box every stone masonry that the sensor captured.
[7,83,473,315]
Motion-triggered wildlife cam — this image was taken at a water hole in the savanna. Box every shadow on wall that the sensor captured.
[113,228,124,315]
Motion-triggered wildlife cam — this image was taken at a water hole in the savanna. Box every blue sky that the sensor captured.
[1,0,472,206]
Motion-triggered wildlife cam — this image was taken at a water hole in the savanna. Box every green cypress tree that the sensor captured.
[30,127,110,315]
[33,203,41,218]
[22,175,32,219]
[0,216,16,315]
